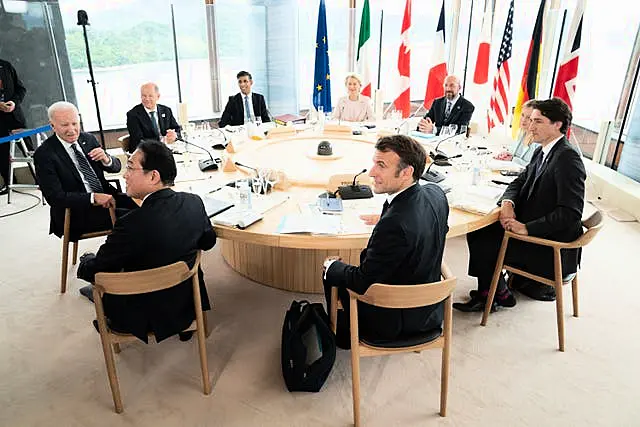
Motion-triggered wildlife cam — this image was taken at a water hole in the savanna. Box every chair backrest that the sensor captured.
[327,173,373,193]
[572,209,604,248]
[266,126,296,139]
[354,277,456,309]
[94,251,201,296]
[117,134,130,152]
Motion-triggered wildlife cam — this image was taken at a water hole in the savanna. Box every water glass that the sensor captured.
[251,177,263,195]
[255,117,262,127]
[460,125,468,138]
[448,124,458,135]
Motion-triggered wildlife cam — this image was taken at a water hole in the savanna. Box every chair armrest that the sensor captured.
[504,231,569,249]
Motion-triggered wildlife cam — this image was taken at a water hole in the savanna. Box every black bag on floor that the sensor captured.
[281,300,336,392]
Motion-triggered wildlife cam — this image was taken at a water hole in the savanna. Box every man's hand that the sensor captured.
[499,201,516,228]
[165,129,178,143]
[93,193,115,208]
[418,117,434,134]
[502,218,528,235]
[359,214,381,226]
[87,147,111,165]
[3,101,16,113]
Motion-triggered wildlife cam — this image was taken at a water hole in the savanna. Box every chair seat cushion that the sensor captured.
[361,327,443,348]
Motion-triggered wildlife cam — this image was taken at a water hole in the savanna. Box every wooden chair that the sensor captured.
[92,251,211,413]
[330,263,456,426]
[481,210,604,351]
[117,134,130,153]
[60,206,116,293]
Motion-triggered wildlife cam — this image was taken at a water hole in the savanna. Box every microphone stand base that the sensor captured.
[337,185,374,200]
[199,158,219,172]
[421,170,446,183]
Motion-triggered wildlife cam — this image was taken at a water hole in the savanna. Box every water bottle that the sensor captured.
[237,180,252,210]
[471,159,481,186]
[317,106,325,133]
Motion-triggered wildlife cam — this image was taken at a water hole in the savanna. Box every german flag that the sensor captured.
[512,0,546,138]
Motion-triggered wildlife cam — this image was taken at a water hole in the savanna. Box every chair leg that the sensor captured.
[72,241,78,265]
[554,250,565,352]
[112,343,121,354]
[482,236,509,326]
[100,335,123,413]
[196,325,211,395]
[349,297,361,427]
[440,297,452,417]
[571,274,579,318]
[60,237,70,294]
[330,287,338,335]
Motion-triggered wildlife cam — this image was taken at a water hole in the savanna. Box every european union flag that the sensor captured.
[313,0,331,112]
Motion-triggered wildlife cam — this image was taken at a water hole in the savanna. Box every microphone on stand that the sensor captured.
[430,132,462,162]
[211,127,228,150]
[420,162,446,183]
[337,169,373,200]
[178,137,220,171]
[396,103,426,134]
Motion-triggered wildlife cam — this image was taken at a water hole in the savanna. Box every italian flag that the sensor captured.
[357,0,372,97]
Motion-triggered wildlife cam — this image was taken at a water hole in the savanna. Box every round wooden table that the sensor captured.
[198,131,500,294]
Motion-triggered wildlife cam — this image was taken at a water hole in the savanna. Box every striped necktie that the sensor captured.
[444,101,453,119]
[71,144,103,193]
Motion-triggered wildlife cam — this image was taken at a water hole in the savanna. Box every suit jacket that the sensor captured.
[423,95,475,135]
[326,183,450,343]
[0,59,26,131]
[77,188,216,343]
[499,137,586,277]
[34,132,122,241]
[126,103,181,153]
[218,92,271,127]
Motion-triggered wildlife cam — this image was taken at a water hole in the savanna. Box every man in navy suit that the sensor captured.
[323,135,450,348]
[418,75,474,135]
[455,98,586,312]
[218,71,271,127]
[126,82,181,153]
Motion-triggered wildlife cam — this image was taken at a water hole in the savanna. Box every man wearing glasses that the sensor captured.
[77,141,216,343]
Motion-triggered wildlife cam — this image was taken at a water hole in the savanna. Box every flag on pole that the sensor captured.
[423,1,447,110]
[357,0,372,97]
[487,0,514,132]
[512,0,546,138]
[473,0,493,84]
[552,0,585,111]
[393,0,411,117]
[313,0,332,112]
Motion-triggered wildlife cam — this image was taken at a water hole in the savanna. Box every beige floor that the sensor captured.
[1,191,639,426]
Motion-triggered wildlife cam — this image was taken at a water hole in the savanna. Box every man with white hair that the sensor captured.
[417,75,475,135]
[34,101,136,245]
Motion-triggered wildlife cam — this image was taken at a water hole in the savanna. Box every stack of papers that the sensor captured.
[449,185,503,215]
[277,214,341,235]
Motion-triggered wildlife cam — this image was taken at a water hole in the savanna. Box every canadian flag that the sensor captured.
[423,1,447,110]
[552,0,585,111]
[393,0,411,117]
[356,0,372,97]
[473,0,492,84]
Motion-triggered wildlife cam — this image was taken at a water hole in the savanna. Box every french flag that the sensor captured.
[423,1,447,110]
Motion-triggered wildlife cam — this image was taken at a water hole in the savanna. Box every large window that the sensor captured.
[59,0,210,131]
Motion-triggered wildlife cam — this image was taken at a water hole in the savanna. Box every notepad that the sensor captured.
[201,196,234,218]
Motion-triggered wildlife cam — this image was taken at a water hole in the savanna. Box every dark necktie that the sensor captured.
[71,144,103,193]
[526,153,545,199]
[444,101,452,119]
[244,95,252,123]
[149,111,160,137]
[381,200,390,217]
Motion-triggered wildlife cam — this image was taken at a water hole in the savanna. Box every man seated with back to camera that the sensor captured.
[322,134,449,348]
[417,75,475,135]
[218,71,271,127]
[77,141,216,343]
[455,98,586,312]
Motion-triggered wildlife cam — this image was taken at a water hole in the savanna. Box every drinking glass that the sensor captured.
[448,124,458,135]
[266,169,280,193]
[440,126,451,137]
[255,117,262,127]
[251,177,263,195]
[459,125,468,139]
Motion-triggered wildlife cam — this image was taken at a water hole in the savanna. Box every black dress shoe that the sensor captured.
[515,279,556,301]
[453,295,497,313]
[178,331,194,342]
[79,285,95,303]
[0,186,7,196]
[469,290,517,308]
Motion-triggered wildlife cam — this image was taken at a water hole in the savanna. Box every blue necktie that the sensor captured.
[244,95,252,123]
[149,111,160,137]
[72,144,103,193]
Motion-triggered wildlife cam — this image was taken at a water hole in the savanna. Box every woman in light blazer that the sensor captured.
[332,73,373,122]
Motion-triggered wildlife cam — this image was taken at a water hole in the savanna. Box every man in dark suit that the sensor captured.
[0,58,27,193]
[218,71,271,127]
[126,82,181,153]
[77,141,216,343]
[323,135,450,349]
[418,75,474,136]
[455,98,586,312]
[34,101,136,243]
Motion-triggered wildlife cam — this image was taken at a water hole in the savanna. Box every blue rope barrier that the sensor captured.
[0,125,52,144]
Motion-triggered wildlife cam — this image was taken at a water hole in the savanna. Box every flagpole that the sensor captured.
[462,0,474,95]
[377,10,383,90]
[549,9,568,97]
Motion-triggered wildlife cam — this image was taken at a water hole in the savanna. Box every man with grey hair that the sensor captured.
[417,75,475,135]
[34,101,136,261]
[126,82,181,153]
